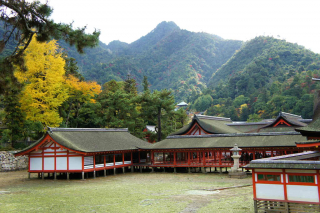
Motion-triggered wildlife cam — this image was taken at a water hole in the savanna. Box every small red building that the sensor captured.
[15,128,151,179]
[245,151,320,212]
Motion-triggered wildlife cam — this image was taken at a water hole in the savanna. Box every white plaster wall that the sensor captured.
[44,157,54,170]
[56,157,67,170]
[69,157,82,170]
[200,129,206,135]
[256,184,284,200]
[287,185,319,202]
[30,158,42,171]
[192,128,199,135]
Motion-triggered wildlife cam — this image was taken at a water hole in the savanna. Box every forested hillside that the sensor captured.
[2,20,320,122]
[190,36,320,120]
[58,21,243,102]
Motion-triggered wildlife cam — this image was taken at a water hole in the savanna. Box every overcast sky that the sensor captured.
[44,0,320,53]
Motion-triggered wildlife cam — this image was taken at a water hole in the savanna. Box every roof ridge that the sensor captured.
[227,121,271,126]
[280,112,302,118]
[166,131,301,139]
[48,128,128,132]
[196,114,231,121]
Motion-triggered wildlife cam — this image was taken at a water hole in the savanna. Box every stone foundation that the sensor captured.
[0,151,28,172]
[228,171,247,179]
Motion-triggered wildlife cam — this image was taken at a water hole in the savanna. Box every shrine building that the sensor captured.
[15,128,151,180]
[245,151,320,212]
[15,112,316,179]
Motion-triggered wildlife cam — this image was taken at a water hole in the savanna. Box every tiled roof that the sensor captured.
[145,132,304,149]
[244,151,320,169]
[170,115,240,135]
[16,128,151,154]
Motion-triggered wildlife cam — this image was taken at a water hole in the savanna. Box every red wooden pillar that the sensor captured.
[252,169,257,199]
[174,152,176,166]
[28,153,31,172]
[282,169,288,201]
[253,151,256,160]
[54,143,57,172]
[188,151,191,165]
[104,155,106,168]
[271,149,274,157]
[203,151,206,166]
[66,150,69,171]
[122,153,124,164]
[219,150,222,165]
[317,170,320,203]
[82,156,84,171]
[113,154,115,166]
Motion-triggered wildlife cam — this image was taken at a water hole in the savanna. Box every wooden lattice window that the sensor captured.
[288,175,315,183]
[257,174,281,182]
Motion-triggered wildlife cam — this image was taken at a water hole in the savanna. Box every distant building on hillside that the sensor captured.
[175,101,188,111]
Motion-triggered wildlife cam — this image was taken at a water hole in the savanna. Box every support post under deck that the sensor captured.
[202,167,206,173]
[82,172,85,180]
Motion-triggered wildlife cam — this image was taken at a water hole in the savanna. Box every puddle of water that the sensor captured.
[185,190,220,195]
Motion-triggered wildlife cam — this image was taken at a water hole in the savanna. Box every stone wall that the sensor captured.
[0,151,28,171]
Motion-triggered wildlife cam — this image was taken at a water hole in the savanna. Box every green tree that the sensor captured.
[142,76,150,92]
[247,114,262,122]
[97,80,144,138]
[174,108,188,130]
[124,74,137,96]
[140,88,175,141]
[193,94,213,112]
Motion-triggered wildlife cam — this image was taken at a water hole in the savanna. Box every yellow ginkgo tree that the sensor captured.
[14,35,68,127]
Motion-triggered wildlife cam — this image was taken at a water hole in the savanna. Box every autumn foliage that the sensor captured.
[14,36,68,127]
[14,35,101,128]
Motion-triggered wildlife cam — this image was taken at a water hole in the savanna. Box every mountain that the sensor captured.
[64,21,242,102]
[0,21,242,102]
[193,36,320,120]
[208,36,320,98]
